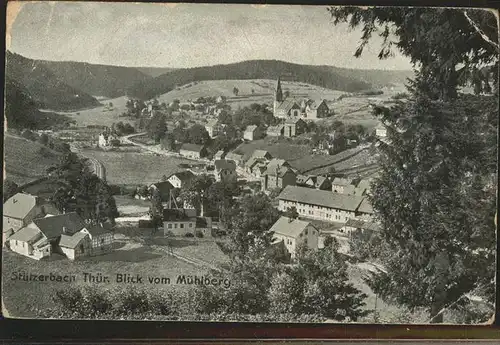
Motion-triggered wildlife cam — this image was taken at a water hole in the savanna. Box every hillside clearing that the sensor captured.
[4,135,61,185]
[80,149,194,185]
[156,79,346,109]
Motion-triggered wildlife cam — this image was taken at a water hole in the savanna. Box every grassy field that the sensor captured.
[80,149,193,185]
[157,79,346,109]
[55,96,135,127]
[115,195,150,216]
[1,243,209,318]
[4,135,62,185]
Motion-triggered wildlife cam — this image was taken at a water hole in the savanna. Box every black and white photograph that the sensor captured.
[2,2,498,324]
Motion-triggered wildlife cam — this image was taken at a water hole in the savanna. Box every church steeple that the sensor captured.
[275,76,283,102]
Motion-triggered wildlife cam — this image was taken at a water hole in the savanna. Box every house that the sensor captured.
[58,231,91,261]
[331,178,355,194]
[314,176,332,190]
[80,225,114,254]
[249,149,273,161]
[98,129,119,147]
[7,226,52,260]
[7,212,87,260]
[214,150,226,160]
[243,125,265,141]
[226,152,244,166]
[244,150,272,175]
[179,143,207,159]
[149,181,175,201]
[214,159,237,182]
[375,123,387,138]
[3,193,60,246]
[296,175,315,187]
[163,208,212,237]
[269,216,319,259]
[277,186,372,223]
[167,171,196,189]
[283,118,307,138]
[260,159,296,191]
[205,120,223,138]
[301,99,330,119]
[267,124,284,137]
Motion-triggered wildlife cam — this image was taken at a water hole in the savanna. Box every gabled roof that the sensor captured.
[267,124,284,133]
[244,125,258,133]
[150,181,175,195]
[264,159,293,177]
[3,193,38,220]
[285,117,305,125]
[357,198,374,214]
[59,231,89,249]
[276,99,300,112]
[331,177,354,186]
[344,218,379,231]
[315,176,330,188]
[163,208,194,221]
[180,143,205,153]
[8,226,42,242]
[226,152,243,161]
[32,212,86,240]
[296,174,313,185]
[278,186,364,212]
[214,159,236,171]
[169,170,195,182]
[270,216,314,238]
[252,150,272,159]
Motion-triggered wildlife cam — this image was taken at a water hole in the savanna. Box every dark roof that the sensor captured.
[32,212,86,240]
[278,186,364,212]
[214,159,236,171]
[180,143,205,153]
[163,208,193,221]
[150,181,174,195]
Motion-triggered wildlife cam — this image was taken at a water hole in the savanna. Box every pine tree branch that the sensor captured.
[463,10,500,53]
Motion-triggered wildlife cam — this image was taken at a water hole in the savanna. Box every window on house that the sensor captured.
[306,229,308,235]
[180,224,184,229]
[168,224,172,229]
[189,223,193,228]
[174,224,178,228]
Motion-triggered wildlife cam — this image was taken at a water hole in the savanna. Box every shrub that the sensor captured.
[195,230,204,238]
[185,233,194,238]
[165,230,175,237]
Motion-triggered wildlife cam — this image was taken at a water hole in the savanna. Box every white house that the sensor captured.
[375,123,387,138]
[269,216,319,259]
[179,143,206,159]
[58,231,91,261]
[167,171,196,189]
[163,208,212,237]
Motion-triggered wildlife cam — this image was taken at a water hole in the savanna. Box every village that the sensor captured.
[3,77,388,266]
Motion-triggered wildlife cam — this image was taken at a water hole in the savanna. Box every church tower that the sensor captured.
[274,76,283,117]
[275,76,283,103]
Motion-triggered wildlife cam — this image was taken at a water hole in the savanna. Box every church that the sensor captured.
[273,77,330,120]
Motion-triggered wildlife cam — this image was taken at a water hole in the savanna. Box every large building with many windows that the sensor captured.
[277,185,373,223]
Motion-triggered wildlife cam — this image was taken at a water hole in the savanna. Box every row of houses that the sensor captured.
[3,193,113,261]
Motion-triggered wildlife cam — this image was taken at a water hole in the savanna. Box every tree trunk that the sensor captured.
[430,301,444,323]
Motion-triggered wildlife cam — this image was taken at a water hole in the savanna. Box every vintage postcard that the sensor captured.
[2,2,498,324]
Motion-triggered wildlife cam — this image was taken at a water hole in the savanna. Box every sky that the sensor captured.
[8,2,413,70]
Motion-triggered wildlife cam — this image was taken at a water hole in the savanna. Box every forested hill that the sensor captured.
[319,66,414,88]
[126,60,376,100]
[39,60,153,98]
[6,51,101,111]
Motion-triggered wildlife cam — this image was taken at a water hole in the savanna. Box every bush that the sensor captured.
[185,233,194,238]
[21,129,38,141]
[165,230,175,237]
[195,230,204,238]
